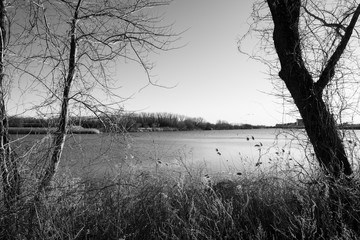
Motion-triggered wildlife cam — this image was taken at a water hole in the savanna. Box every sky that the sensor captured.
[116,0,286,126]
[7,0,291,126]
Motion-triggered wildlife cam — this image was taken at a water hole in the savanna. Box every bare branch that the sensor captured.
[315,4,360,93]
[303,5,346,37]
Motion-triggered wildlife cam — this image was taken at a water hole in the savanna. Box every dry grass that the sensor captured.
[1,161,360,240]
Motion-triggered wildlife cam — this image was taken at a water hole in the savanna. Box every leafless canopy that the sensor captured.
[8,0,176,117]
[240,0,360,123]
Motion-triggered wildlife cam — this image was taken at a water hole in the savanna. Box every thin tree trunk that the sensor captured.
[0,0,20,210]
[27,2,81,237]
[37,0,81,194]
[0,1,20,238]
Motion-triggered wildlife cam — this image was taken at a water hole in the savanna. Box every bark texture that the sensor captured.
[266,0,360,177]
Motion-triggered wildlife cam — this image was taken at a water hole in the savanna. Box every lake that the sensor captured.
[128,128,311,174]
[15,128,359,177]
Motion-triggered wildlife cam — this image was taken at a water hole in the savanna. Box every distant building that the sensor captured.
[275,119,304,128]
[296,119,304,127]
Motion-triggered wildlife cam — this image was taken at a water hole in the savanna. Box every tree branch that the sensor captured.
[315,4,360,93]
[303,5,345,37]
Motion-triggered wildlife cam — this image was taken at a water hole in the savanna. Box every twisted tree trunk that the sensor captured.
[266,0,360,178]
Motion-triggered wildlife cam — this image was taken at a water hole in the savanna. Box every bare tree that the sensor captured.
[0,0,174,237]
[242,0,360,178]
[0,1,39,236]
[17,0,176,194]
[0,0,176,236]
[0,0,21,213]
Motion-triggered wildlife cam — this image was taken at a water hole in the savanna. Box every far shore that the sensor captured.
[8,127,100,135]
[9,124,360,135]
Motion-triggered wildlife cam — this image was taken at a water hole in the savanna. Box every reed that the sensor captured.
[1,159,360,239]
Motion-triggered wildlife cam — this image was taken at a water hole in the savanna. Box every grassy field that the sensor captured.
[1,133,360,239]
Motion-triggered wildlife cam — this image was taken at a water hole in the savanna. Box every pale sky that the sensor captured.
[117,0,285,126]
[8,0,291,126]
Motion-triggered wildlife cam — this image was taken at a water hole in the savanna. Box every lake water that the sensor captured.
[17,128,359,177]
[128,128,313,174]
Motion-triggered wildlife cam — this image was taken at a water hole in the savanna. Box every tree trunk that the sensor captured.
[37,0,81,194]
[27,3,81,237]
[0,0,20,209]
[0,1,20,238]
[266,0,353,177]
[283,70,352,177]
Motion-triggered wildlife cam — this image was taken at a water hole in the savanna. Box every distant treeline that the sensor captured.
[8,113,266,132]
[119,112,262,131]
[8,116,108,130]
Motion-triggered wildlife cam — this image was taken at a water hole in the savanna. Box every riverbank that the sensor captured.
[129,125,272,132]
[3,162,359,239]
[8,127,100,134]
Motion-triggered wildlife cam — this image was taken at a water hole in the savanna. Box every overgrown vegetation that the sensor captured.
[1,154,360,240]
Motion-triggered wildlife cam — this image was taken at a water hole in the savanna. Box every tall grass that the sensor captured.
[1,159,360,239]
